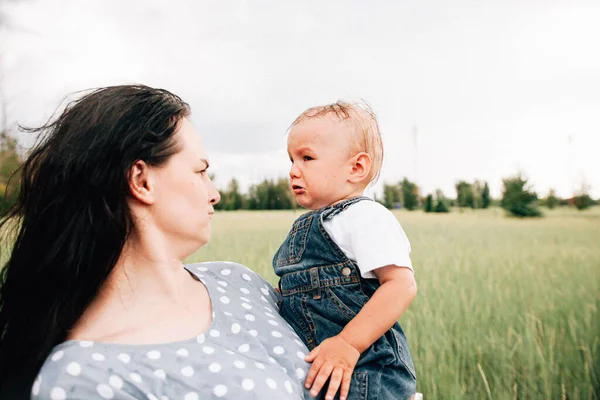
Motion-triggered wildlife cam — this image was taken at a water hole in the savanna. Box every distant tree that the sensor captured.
[543,189,560,209]
[0,132,21,216]
[481,181,491,209]
[455,181,475,208]
[501,174,541,217]
[433,189,450,213]
[216,178,245,211]
[423,194,433,213]
[400,178,419,211]
[383,183,401,209]
[571,184,594,211]
[572,194,593,210]
[246,178,293,210]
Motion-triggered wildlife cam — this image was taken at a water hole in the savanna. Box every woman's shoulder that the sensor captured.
[187,261,277,292]
[33,341,133,399]
[186,261,282,310]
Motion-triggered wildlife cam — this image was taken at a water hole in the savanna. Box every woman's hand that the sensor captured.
[304,335,360,400]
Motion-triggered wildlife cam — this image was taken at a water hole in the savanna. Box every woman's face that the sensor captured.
[151,118,220,257]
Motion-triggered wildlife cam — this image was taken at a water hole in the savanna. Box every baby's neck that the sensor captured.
[322,188,366,209]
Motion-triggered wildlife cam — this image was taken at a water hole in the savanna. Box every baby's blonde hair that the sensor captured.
[290,100,383,186]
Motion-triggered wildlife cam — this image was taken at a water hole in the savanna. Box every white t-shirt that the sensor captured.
[322,200,413,280]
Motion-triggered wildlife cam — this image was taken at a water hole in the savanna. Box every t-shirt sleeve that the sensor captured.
[342,201,413,277]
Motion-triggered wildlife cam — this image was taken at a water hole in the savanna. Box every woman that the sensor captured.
[0,85,313,399]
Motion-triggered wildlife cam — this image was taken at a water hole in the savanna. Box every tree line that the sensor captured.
[0,133,597,218]
[212,173,596,218]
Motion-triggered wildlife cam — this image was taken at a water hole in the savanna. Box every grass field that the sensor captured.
[189,207,599,399]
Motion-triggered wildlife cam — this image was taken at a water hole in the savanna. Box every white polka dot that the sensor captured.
[196,273,205,278]
[274,346,285,355]
[31,376,41,396]
[268,320,279,326]
[297,351,306,359]
[146,350,160,360]
[109,375,123,389]
[209,329,220,337]
[217,286,226,293]
[209,362,221,373]
[266,378,277,389]
[242,378,255,391]
[217,280,228,287]
[248,330,258,337]
[240,288,250,294]
[51,351,64,361]
[203,346,215,354]
[197,266,208,272]
[265,306,273,312]
[97,384,114,399]
[294,339,304,346]
[255,362,265,369]
[238,344,250,353]
[271,331,282,338]
[285,380,293,393]
[50,387,66,400]
[265,312,275,318]
[91,352,105,361]
[220,269,231,276]
[181,366,194,377]
[118,353,131,363]
[224,311,233,316]
[240,296,250,302]
[196,334,205,344]
[241,303,252,310]
[220,296,230,304]
[66,362,81,376]
[161,397,169,400]
[130,372,142,383]
[214,384,228,397]
[242,273,251,281]
[177,348,189,357]
[245,314,255,321]
[296,368,306,379]
[147,394,159,400]
[261,288,270,295]
[79,340,94,347]
[225,350,235,355]
[233,360,245,369]
[261,296,269,302]
[184,393,199,400]
[154,369,166,379]
[231,323,241,334]
[269,357,277,364]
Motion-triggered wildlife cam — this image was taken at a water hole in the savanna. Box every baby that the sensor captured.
[273,101,418,400]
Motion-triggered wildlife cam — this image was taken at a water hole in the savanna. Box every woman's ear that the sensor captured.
[128,160,156,205]
[348,152,372,184]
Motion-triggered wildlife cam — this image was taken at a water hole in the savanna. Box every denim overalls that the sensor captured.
[274,197,417,400]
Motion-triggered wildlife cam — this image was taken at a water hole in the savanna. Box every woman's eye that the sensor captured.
[303,156,313,161]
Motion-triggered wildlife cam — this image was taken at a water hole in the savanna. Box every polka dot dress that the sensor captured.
[33,262,312,399]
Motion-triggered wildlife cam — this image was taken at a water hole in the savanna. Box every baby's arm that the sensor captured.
[304,265,417,400]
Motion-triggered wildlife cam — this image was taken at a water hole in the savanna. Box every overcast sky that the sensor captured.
[1,0,598,198]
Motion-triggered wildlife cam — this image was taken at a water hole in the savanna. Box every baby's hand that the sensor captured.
[304,335,360,400]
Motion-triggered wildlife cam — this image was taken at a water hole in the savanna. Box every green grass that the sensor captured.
[189,207,600,399]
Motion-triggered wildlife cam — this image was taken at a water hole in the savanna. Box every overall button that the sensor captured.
[341,267,351,276]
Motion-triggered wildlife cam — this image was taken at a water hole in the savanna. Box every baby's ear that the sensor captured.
[348,152,372,184]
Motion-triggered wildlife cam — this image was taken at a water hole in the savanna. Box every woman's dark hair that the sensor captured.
[0,85,190,398]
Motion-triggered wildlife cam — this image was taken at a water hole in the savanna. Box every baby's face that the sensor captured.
[287,116,357,209]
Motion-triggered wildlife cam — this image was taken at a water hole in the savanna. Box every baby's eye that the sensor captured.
[303,156,313,161]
